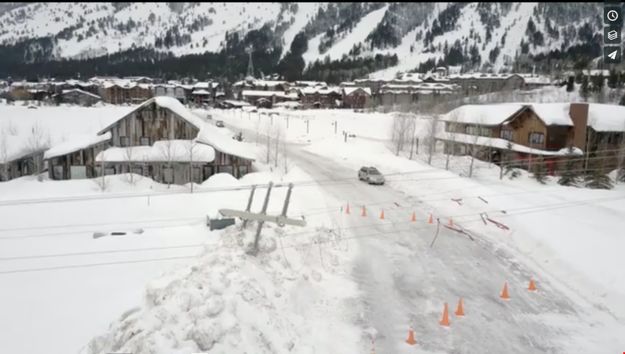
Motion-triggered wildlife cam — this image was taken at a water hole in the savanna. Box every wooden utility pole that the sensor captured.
[219,182,306,255]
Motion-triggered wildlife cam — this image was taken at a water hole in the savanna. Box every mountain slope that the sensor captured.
[0,2,608,79]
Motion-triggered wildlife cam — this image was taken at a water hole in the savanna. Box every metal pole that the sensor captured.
[286,115,289,129]
[334,120,337,134]
[306,119,309,134]
[242,185,256,228]
[252,182,273,254]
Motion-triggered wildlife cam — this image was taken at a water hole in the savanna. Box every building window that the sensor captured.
[465,125,480,136]
[528,132,545,145]
[119,136,129,147]
[500,129,513,141]
[192,166,202,183]
[479,127,491,137]
[163,165,174,183]
[140,137,150,146]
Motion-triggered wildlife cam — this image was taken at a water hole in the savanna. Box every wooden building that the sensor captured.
[298,87,341,109]
[82,96,254,184]
[100,82,153,104]
[0,149,46,182]
[437,102,625,173]
[45,134,111,180]
[52,88,102,106]
[342,87,371,109]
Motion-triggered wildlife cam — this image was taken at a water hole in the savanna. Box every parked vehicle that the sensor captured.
[215,120,225,128]
[358,166,385,185]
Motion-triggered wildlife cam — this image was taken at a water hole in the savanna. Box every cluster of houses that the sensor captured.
[0,96,255,184]
[1,76,224,107]
[1,66,557,110]
[436,102,625,174]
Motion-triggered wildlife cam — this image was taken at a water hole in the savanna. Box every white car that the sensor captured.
[358,166,385,185]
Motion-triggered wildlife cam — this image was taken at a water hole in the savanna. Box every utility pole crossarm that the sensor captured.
[219,209,307,227]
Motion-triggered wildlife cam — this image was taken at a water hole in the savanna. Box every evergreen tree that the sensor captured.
[566,76,574,92]
[584,169,613,189]
[608,69,618,89]
[557,147,580,186]
[532,156,548,184]
[503,141,520,179]
[579,76,590,101]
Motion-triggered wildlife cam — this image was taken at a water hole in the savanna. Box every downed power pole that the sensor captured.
[219,182,306,255]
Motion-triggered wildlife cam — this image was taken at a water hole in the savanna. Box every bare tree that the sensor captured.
[390,112,415,156]
[95,151,109,192]
[617,121,625,183]
[159,140,176,188]
[0,126,8,181]
[26,122,51,175]
[425,114,441,165]
[444,109,460,170]
[185,140,198,193]
[124,146,135,184]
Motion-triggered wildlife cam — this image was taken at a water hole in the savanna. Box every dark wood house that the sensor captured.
[85,96,255,184]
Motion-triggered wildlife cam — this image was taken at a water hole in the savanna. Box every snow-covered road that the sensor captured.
[288,146,621,354]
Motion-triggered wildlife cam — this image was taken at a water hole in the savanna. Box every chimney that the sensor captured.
[569,103,589,150]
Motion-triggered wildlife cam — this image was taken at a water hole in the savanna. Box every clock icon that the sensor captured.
[605,6,622,24]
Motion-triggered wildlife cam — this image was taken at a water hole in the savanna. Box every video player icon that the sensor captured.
[604,46,622,63]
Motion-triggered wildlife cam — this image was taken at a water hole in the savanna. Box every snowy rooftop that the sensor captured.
[242,90,298,99]
[588,103,625,132]
[59,88,101,99]
[99,96,206,135]
[435,131,584,156]
[196,123,256,161]
[444,103,625,132]
[299,87,340,95]
[44,133,111,160]
[343,87,372,96]
[95,140,215,163]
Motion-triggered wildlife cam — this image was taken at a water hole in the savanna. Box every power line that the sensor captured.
[2,192,622,270]
[0,243,204,262]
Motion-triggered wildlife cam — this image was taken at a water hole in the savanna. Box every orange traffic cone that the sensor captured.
[411,212,416,222]
[345,203,350,214]
[528,278,537,292]
[448,217,454,227]
[380,210,385,220]
[361,206,367,217]
[428,214,433,224]
[439,303,450,327]
[405,327,417,345]
[455,298,465,317]
[500,282,510,300]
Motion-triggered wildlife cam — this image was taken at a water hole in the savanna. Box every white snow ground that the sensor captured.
[2,103,625,353]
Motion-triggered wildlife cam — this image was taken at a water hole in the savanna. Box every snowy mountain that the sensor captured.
[0,2,608,80]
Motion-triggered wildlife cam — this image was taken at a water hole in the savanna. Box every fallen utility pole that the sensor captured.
[219,182,306,255]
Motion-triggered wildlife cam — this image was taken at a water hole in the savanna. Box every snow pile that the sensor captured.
[85,223,360,354]
[96,140,215,163]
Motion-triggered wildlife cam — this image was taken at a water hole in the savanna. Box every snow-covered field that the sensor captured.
[2,103,625,353]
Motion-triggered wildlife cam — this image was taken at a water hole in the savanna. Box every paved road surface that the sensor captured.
[289,147,587,354]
